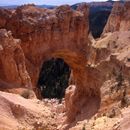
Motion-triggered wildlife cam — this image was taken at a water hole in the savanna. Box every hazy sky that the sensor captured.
[0,0,114,5]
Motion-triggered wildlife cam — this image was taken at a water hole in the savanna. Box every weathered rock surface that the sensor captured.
[103,2,130,33]
[103,2,124,33]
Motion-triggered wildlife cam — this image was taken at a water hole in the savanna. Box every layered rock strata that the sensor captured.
[0,29,32,93]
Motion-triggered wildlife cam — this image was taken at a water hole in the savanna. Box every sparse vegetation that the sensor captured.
[120,87,129,108]
[111,67,124,93]
[116,71,124,92]
[111,67,130,108]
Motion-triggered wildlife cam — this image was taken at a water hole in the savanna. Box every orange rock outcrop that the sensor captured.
[103,1,130,33]
[0,29,32,91]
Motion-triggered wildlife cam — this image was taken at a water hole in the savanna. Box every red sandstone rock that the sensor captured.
[0,29,32,90]
[103,2,130,33]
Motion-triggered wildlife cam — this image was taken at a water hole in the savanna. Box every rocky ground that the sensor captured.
[0,90,130,130]
[0,91,57,130]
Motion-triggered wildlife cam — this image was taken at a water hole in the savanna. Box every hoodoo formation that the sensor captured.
[0,1,130,130]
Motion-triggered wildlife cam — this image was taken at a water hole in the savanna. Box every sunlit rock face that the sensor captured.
[103,1,130,33]
[0,29,32,92]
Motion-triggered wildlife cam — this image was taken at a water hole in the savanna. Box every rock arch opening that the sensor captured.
[37,58,71,99]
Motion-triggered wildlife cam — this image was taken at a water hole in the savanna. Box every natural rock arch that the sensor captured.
[34,49,101,121]
[0,4,103,122]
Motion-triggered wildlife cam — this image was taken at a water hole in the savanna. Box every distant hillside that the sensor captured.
[38,5,56,9]
[71,1,114,38]
[0,4,56,9]
[0,5,18,9]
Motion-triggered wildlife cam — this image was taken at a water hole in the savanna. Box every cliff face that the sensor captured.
[0,29,32,93]
[0,9,11,28]
[103,2,130,33]
[120,2,130,31]
[0,91,57,130]
[100,2,130,83]
[88,2,130,127]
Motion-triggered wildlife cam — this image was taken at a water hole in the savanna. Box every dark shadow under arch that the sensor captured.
[37,58,71,99]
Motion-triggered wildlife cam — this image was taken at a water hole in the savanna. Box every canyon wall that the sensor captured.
[90,1,130,121]
[103,1,130,33]
[0,29,32,93]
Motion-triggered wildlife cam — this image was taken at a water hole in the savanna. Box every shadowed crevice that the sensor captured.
[37,58,71,99]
